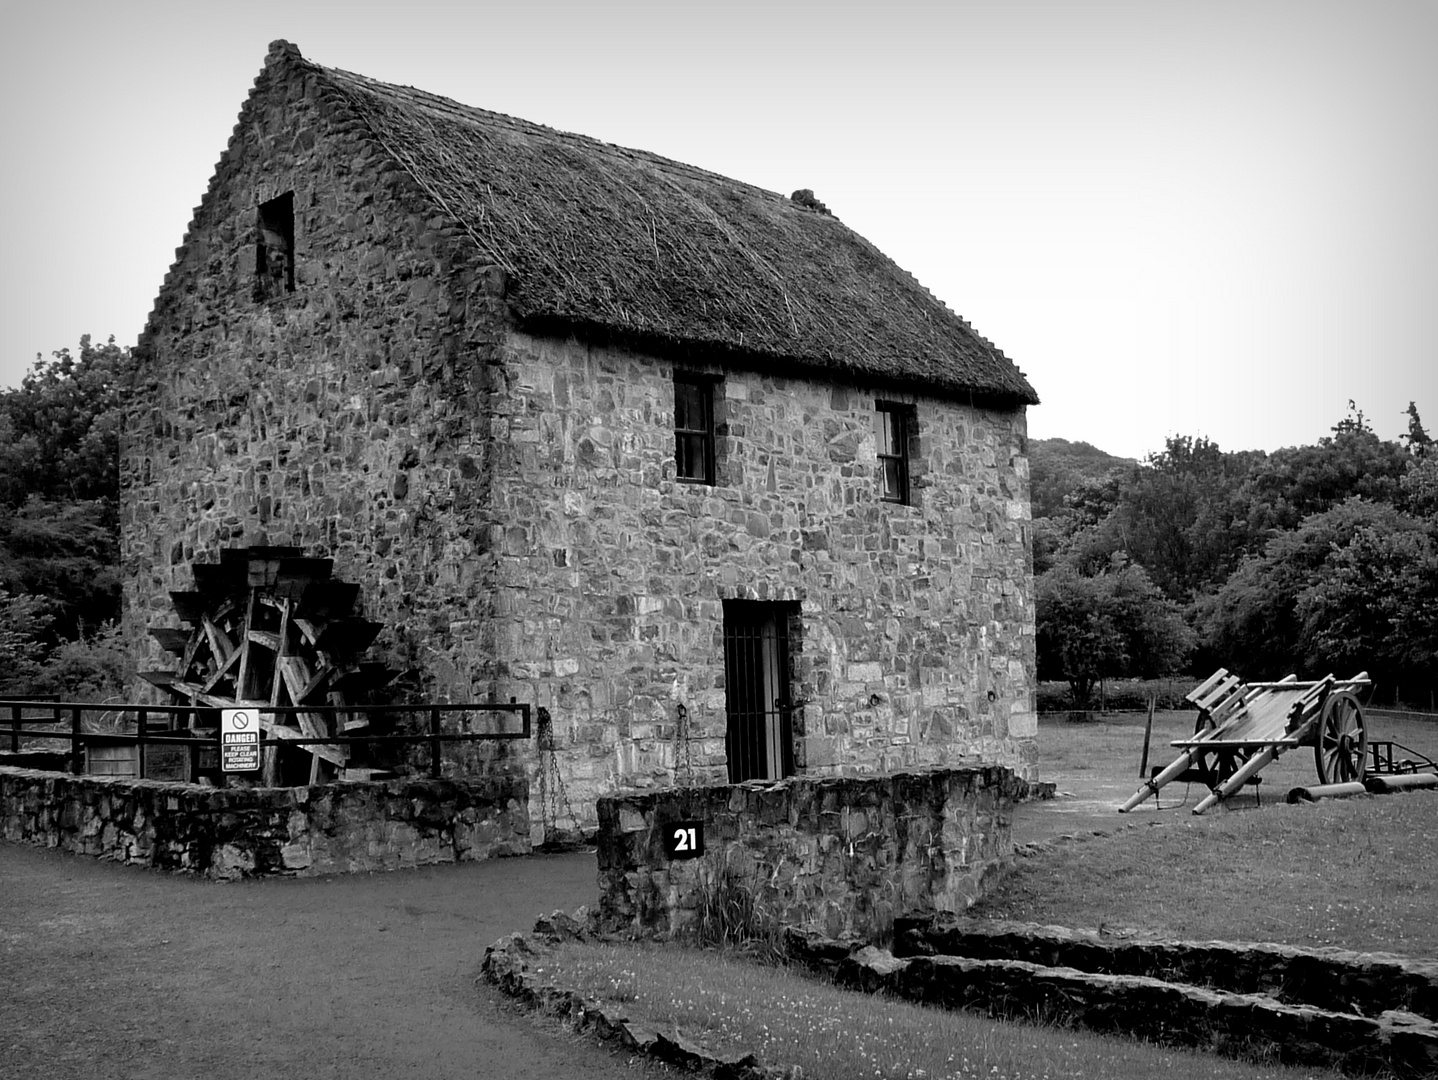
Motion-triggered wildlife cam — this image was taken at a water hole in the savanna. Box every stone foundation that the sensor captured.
[0,766,529,879]
[595,766,1022,940]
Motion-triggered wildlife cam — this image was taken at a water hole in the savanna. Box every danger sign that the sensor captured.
[221,708,261,773]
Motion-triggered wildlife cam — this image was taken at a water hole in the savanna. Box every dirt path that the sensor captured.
[0,844,658,1080]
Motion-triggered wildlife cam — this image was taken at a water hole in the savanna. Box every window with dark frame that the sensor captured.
[875,402,911,504]
[256,192,295,299]
[674,374,715,484]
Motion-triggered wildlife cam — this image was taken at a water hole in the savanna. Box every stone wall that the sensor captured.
[594,767,1022,940]
[0,766,529,879]
[785,923,1438,1079]
[483,330,1036,814]
[894,915,1438,1022]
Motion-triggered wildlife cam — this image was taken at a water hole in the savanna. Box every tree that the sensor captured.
[1055,411,1412,606]
[0,337,131,638]
[1297,520,1438,684]
[1402,401,1432,460]
[1401,455,1438,519]
[0,335,132,508]
[1240,411,1411,532]
[25,622,135,700]
[1036,560,1193,707]
[0,498,121,637]
[1061,436,1268,600]
[1193,498,1435,684]
[1028,438,1135,520]
[0,587,54,695]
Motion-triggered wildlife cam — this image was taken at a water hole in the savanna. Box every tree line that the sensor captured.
[0,337,133,697]
[1033,404,1437,707]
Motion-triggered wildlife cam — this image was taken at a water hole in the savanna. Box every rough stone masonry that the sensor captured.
[120,43,1038,827]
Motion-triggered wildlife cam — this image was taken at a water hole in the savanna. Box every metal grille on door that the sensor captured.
[723,601,795,783]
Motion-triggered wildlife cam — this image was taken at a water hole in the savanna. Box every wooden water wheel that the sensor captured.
[141,546,398,785]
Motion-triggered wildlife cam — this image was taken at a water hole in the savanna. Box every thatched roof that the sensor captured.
[278,42,1038,406]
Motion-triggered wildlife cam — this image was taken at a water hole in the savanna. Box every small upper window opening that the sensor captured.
[256,192,295,298]
[674,374,716,485]
[875,402,911,505]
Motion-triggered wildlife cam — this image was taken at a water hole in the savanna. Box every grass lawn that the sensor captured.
[988,709,1438,956]
[523,708,1437,1079]
[538,940,1351,1080]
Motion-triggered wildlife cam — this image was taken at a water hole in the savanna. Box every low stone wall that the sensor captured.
[0,766,529,879]
[836,947,1437,1078]
[595,766,1021,940]
[783,922,1438,1079]
[895,915,1438,1023]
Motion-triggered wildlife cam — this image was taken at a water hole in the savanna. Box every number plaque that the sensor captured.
[663,820,704,860]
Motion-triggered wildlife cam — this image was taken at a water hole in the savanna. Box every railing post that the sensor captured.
[429,706,442,779]
[137,709,148,780]
[9,703,19,753]
[70,705,83,775]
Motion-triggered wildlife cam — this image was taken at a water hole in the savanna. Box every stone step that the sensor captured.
[835,944,1438,1079]
[893,914,1438,1023]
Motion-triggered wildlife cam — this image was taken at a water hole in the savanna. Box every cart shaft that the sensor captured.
[1119,748,1203,813]
[1192,744,1280,814]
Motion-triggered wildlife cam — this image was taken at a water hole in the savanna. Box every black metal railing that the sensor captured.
[2,699,531,783]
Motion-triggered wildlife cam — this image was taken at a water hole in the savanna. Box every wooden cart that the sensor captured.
[1119,669,1371,815]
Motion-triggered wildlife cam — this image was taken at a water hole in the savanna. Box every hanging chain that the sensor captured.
[673,702,695,787]
[535,706,578,840]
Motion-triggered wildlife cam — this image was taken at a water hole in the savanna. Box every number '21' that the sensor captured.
[668,821,702,858]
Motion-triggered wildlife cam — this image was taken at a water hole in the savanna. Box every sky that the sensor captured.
[1,0,1433,460]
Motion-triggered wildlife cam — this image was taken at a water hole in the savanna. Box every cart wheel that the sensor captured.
[1192,714,1250,787]
[1314,691,1367,784]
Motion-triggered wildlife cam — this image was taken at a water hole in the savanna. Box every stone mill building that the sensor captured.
[121,41,1041,825]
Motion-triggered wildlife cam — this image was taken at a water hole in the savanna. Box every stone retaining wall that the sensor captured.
[838,947,1437,1078]
[783,923,1438,1079]
[595,766,1021,940]
[895,914,1438,1022]
[0,766,529,878]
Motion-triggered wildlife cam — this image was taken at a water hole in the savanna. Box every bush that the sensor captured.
[6,621,134,701]
[0,587,54,695]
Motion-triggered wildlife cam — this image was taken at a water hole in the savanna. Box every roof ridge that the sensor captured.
[143,41,1037,406]
[286,42,1024,385]
[312,63,790,209]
